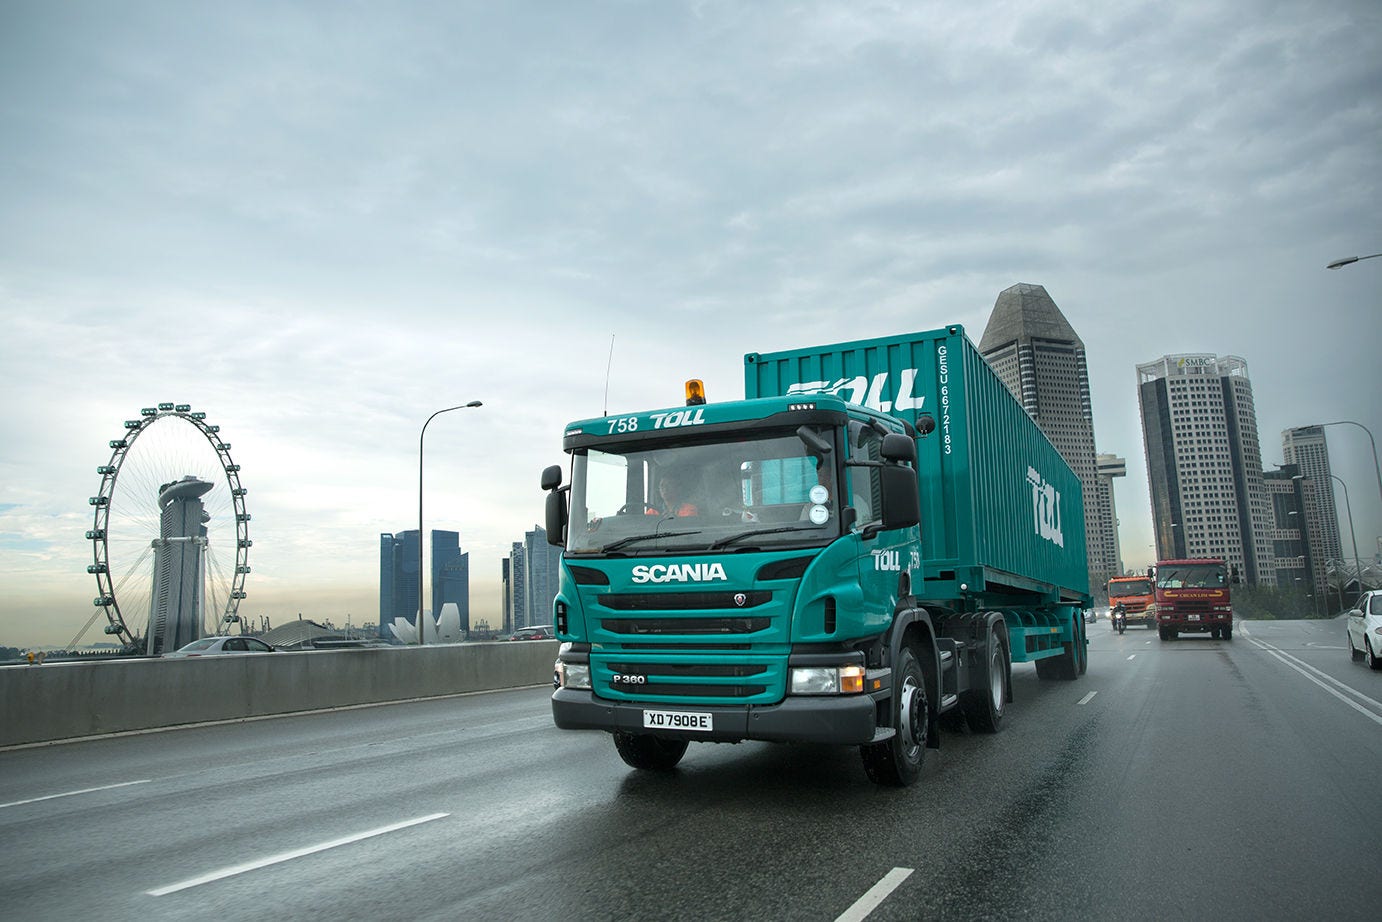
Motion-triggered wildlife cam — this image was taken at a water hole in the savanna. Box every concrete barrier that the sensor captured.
[0,641,558,747]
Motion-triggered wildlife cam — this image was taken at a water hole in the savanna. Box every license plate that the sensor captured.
[643,709,713,732]
[1188,614,1201,621]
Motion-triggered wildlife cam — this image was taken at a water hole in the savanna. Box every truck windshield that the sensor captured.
[1108,579,1153,597]
[1156,565,1228,590]
[566,427,841,555]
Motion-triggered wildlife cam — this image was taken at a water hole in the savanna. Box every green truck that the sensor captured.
[543,325,1090,786]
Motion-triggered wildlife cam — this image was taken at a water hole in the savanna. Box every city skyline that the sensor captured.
[2,1,1379,647]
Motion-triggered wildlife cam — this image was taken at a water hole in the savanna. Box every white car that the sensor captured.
[1346,590,1382,670]
[164,636,277,657]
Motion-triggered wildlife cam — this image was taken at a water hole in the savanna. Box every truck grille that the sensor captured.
[601,660,772,700]
[597,591,771,610]
[600,617,771,636]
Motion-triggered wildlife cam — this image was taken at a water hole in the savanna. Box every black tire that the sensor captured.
[612,732,689,771]
[860,645,928,786]
[1367,641,1382,671]
[1222,625,1232,641]
[1077,619,1088,675]
[1211,627,1221,640]
[1349,633,1363,661]
[1158,627,1169,642]
[962,630,1008,733]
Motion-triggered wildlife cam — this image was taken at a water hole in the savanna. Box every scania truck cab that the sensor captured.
[544,389,938,785]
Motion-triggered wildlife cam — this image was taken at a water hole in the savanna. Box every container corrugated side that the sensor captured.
[745,324,1089,603]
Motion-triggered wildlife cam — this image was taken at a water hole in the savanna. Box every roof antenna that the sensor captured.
[603,334,616,417]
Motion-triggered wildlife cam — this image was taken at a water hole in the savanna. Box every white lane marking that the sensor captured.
[836,867,913,922]
[147,812,450,896]
[1248,639,1382,727]
[1,779,151,809]
[1126,655,1137,661]
[1077,692,1097,705]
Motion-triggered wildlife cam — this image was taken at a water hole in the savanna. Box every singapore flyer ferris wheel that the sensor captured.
[85,403,251,652]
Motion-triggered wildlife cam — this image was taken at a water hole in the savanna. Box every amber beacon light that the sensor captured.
[685,379,707,406]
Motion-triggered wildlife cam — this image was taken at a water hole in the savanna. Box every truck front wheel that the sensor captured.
[860,646,928,787]
[613,732,689,771]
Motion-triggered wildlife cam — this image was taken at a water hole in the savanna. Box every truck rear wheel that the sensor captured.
[613,732,689,771]
[860,646,927,786]
[962,630,1008,733]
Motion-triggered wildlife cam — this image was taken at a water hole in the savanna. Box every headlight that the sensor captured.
[557,661,591,690]
[790,664,865,695]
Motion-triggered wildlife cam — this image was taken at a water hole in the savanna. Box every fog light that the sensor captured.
[558,661,591,690]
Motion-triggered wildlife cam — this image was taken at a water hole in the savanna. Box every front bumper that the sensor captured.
[1160,614,1232,632]
[552,687,885,745]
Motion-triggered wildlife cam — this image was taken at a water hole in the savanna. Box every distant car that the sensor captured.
[509,626,555,641]
[1346,590,1382,670]
[164,636,277,657]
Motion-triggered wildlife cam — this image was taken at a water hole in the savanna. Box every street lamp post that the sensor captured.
[1330,473,1365,611]
[1326,253,1382,269]
[418,401,483,646]
[1318,420,1382,512]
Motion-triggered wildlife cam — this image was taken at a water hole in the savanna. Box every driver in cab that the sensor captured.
[649,471,699,517]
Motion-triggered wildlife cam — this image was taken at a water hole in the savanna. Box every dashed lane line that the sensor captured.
[836,867,914,922]
[147,812,450,896]
[1078,692,1097,705]
[1,779,151,809]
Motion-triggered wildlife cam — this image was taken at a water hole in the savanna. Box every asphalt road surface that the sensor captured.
[2,617,1379,921]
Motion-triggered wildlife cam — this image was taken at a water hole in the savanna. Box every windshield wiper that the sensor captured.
[709,525,820,550]
[598,530,703,553]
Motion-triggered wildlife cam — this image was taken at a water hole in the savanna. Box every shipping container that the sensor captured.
[745,323,1089,606]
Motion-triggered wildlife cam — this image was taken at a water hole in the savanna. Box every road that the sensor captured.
[2,617,1379,921]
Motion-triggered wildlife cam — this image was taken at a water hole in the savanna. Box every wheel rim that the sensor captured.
[899,673,925,758]
[989,647,1005,714]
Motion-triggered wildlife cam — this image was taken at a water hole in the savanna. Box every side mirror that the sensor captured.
[541,464,563,491]
[878,464,919,531]
[545,491,567,546]
[880,432,916,463]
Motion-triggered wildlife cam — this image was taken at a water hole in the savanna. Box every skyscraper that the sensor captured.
[1096,453,1127,576]
[1282,426,1343,561]
[509,526,562,630]
[1136,354,1274,584]
[431,529,471,632]
[379,530,420,635]
[1263,464,1325,604]
[979,283,1119,593]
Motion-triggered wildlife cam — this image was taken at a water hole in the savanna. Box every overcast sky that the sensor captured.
[2,0,1379,648]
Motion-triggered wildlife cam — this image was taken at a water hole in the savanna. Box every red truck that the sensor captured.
[1149,558,1233,641]
[1106,575,1156,629]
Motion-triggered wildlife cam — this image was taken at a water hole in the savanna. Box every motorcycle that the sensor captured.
[1113,603,1127,635]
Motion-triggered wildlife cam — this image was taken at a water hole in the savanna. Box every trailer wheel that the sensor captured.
[963,629,1008,733]
[612,732,689,771]
[860,646,927,786]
